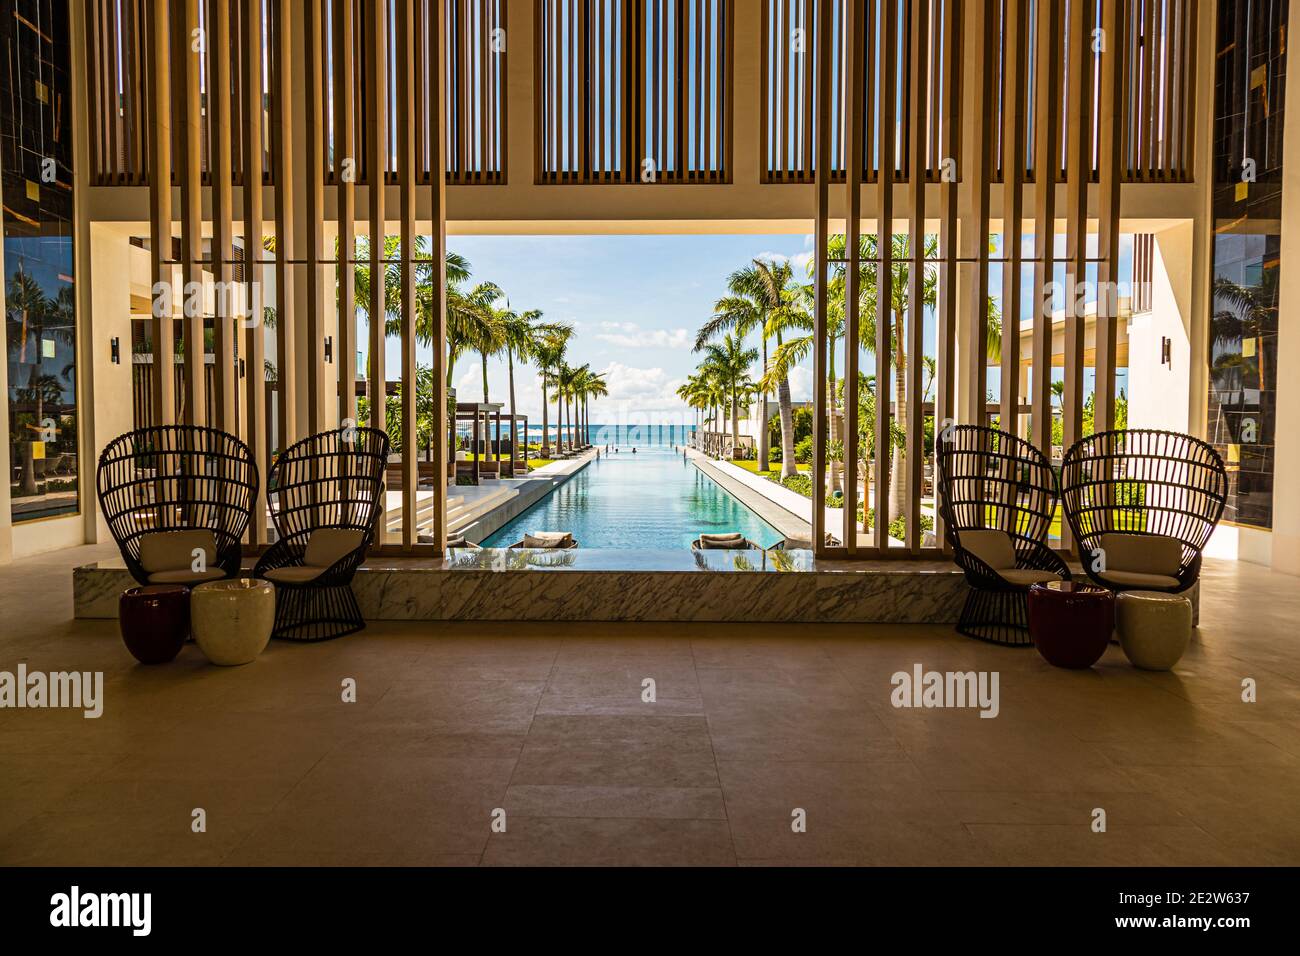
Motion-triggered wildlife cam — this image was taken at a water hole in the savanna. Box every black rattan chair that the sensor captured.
[937,425,1071,646]
[1060,429,1227,594]
[97,425,257,587]
[253,427,390,641]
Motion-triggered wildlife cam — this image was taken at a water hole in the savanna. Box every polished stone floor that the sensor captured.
[2,545,1298,866]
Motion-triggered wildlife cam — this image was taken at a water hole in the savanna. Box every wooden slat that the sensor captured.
[304,0,327,435]
[242,0,268,545]
[336,0,358,426]
[398,0,418,547]
[873,0,895,551]
[811,0,830,555]
[210,0,236,431]
[366,0,388,544]
[999,0,1026,435]
[177,0,206,425]
[272,0,298,448]
[146,0,176,425]
[842,0,863,554]
[1094,0,1126,433]
[429,0,451,553]
[1061,0,1093,550]
[963,0,994,426]
[933,0,960,549]
[904,0,928,552]
[1030,0,1061,456]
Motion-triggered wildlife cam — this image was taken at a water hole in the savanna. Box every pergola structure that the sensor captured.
[451,402,528,483]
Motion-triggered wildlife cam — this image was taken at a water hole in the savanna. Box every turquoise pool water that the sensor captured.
[480,446,782,549]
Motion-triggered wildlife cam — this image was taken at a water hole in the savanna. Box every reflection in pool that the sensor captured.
[480,445,782,549]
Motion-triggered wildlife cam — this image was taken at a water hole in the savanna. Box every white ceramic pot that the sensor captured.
[1115,590,1193,670]
[191,578,276,665]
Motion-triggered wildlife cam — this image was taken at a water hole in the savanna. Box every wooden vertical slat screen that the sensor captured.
[872,0,895,551]
[243,0,268,545]
[841,0,863,555]
[336,0,359,427]
[933,0,960,551]
[1094,0,1126,434]
[146,0,176,426]
[999,0,1027,433]
[810,0,831,552]
[88,0,502,186]
[903,0,929,553]
[177,0,206,425]
[365,0,388,537]
[1061,0,1092,481]
[964,5,994,430]
[1030,0,1061,457]
[210,0,237,432]
[535,0,733,183]
[304,0,328,437]
[398,0,419,547]
[760,0,1197,186]
[271,0,297,449]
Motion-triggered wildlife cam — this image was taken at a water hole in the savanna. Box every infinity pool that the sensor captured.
[481,446,782,549]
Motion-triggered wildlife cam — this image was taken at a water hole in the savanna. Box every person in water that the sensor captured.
[632,448,637,454]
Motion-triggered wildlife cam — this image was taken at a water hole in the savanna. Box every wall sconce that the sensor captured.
[1160,336,1172,368]
[324,336,333,363]
[110,337,120,364]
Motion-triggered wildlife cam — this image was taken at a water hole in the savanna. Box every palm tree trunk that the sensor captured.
[507,349,518,464]
[828,343,841,495]
[757,335,770,471]
[731,387,740,457]
[777,330,798,478]
[888,310,908,524]
[541,378,550,458]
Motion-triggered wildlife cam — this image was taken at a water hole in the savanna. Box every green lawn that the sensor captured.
[731,460,810,476]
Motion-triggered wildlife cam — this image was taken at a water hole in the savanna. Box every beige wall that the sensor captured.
[1270,0,1300,576]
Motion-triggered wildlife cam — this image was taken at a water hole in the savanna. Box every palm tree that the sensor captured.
[696,332,758,458]
[499,308,559,463]
[676,373,712,448]
[698,259,791,472]
[533,328,572,457]
[572,364,605,447]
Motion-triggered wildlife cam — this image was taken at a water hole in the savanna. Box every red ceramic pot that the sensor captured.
[119,585,191,664]
[1027,580,1115,669]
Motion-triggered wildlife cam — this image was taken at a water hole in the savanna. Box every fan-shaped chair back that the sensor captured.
[1060,429,1226,578]
[267,427,390,547]
[96,425,257,584]
[937,425,1058,552]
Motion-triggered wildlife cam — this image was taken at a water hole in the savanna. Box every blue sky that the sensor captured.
[441,233,813,424]
[385,232,1132,426]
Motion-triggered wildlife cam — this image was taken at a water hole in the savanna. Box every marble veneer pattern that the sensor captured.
[73,550,972,624]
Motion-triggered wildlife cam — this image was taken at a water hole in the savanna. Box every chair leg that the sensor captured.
[271,584,366,642]
[955,587,1033,647]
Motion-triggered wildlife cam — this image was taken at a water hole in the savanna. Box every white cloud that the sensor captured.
[594,323,692,350]
[753,249,814,278]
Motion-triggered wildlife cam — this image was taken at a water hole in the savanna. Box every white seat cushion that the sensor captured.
[139,530,219,573]
[1097,532,1182,576]
[523,531,574,549]
[999,568,1064,586]
[147,568,226,585]
[263,566,327,584]
[1101,569,1181,589]
[960,529,1016,570]
[303,528,366,569]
